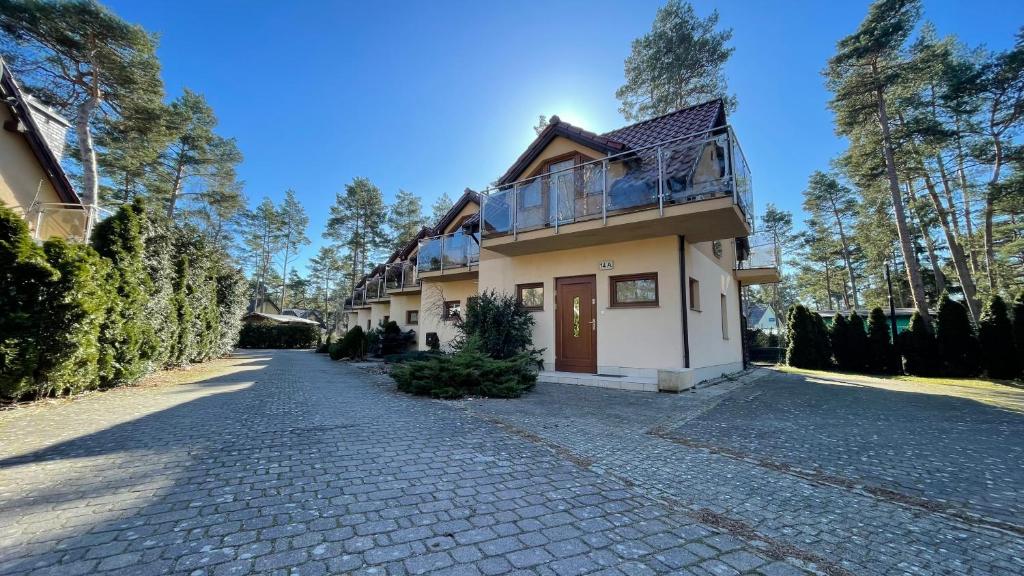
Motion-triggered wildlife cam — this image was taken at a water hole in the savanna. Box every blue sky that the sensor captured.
[106,0,1024,274]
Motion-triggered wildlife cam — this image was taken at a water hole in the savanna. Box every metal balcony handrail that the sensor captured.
[480,125,753,240]
[417,230,480,273]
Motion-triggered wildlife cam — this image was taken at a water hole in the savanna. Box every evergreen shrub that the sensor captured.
[846,311,869,372]
[936,293,980,377]
[899,312,939,376]
[237,323,320,349]
[866,307,897,374]
[785,305,818,368]
[978,295,1017,379]
[390,338,537,399]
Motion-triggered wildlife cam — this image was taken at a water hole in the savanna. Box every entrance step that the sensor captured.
[537,370,659,392]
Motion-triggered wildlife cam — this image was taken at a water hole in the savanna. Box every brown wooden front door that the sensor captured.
[555,275,597,373]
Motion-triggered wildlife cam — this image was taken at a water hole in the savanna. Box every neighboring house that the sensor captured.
[281,308,324,326]
[817,308,918,334]
[242,311,321,327]
[0,57,87,241]
[345,99,779,390]
[246,297,282,315]
[746,304,779,333]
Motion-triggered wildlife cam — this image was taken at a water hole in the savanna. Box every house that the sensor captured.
[242,311,321,327]
[281,308,325,326]
[345,98,779,391]
[746,304,779,333]
[0,57,88,241]
[247,297,282,315]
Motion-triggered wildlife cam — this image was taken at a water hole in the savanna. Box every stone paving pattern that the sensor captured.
[0,351,812,576]
[671,372,1024,525]
[463,371,1024,575]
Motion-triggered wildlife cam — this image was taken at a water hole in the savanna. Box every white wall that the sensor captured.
[418,278,478,351]
[685,240,744,375]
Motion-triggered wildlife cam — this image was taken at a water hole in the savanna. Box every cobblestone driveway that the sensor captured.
[0,351,811,576]
[464,370,1024,575]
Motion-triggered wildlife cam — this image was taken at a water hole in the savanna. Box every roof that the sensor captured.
[496,99,726,186]
[0,57,81,206]
[430,188,480,235]
[282,308,322,320]
[244,312,321,326]
[246,297,281,314]
[747,304,773,325]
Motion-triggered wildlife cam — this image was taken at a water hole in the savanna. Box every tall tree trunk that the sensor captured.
[75,95,100,208]
[896,115,981,321]
[167,153,186,218]
[828,199,859,308]
[984,135,1003,291]
[934,156,963,239]
[907,182,945,295]
[873,71,931,326]
[953,123,981,275]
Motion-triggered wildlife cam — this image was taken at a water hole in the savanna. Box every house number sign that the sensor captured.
[599,260,614,271]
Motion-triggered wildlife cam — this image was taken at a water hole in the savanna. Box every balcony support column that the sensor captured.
[602,160,608,226]
[657,146,665,216]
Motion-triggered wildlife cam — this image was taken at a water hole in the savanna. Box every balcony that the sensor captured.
[347,287,370,309]
[384,260,421,294]
[735,232,781,285]
[480,127,753,256]
[365,276,387,302]
[417,230,480,281]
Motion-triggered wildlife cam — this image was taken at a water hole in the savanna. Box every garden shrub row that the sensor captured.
[0,200,247,402]
[237,323,320,349]
[785,291,1024,380]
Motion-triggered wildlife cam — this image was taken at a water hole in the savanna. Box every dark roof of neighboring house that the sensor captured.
[282,308,322,321]
[431,188,480,235]
[496,99,726,186]
[0,58,81,206]
[246,297,281,314]
[244,312,320,326]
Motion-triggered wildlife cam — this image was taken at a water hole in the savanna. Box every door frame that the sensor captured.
[554,275,598,373]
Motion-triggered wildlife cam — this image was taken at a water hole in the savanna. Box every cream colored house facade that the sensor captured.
[0,58,86,240]
[345,99,779,390]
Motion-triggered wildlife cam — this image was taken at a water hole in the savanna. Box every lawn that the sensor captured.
[773,365,1024,412]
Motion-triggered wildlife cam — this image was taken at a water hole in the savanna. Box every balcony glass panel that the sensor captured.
[417,237,443,272]
[738,232,780,270]
[482,187,513,235]
[418,231,479,273]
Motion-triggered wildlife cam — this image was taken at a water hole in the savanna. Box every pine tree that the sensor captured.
[277,190,310,308]
[900,311,938,376]
[616,0,735,120]
[325,177,387,297]
[977,295,1017,379]
[825,0,933,328]
[0,0,164,207]
[812,312,833,369]
[866,307,897,373]
[430,192,455,224]
[847,312,869,372]
[935,293,980,377]
[388,189,427,252]
[803,171,860,308]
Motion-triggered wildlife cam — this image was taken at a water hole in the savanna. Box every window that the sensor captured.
[517,283,544,311]
[443,300,461,321]
[689,278,701,311]
[406,310,418,325]
[721,294,729,339]
[610,273,658,308]
[383,315,390,323]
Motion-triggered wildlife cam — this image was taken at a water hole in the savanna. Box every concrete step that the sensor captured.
[537,371,659,392]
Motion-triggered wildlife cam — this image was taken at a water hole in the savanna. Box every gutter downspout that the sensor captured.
[678,236,690,370]
[738,278,748,369]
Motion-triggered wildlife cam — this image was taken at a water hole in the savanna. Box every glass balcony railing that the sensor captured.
[417,231,480,273]
[737,231,780,270]
[384,260,419,291]
[481,127,753,238]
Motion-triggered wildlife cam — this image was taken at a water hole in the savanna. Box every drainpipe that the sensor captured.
[678,235,690,370]
[738,278,748,369]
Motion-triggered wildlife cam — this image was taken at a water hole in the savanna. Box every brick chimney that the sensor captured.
[25,95,70,161]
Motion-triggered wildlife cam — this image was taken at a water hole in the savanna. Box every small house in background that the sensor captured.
[242,311,321,327]
[746,304,779,334]
[246,297,281,315]
[0,56,88,241]
[281,308,324,326]
[816,308,918,334]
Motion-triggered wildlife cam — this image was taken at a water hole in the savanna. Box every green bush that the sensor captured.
[237,323,319,349]
[390,338,537,399]
[330,325,368,360]
[785,305,818,368]
[936,293,980,377]
[846,311,868,372]
[0,206,55,399]
[900,312,939,376]
[811,312,832,369]
[866,307,897,374]
[34,240,109,397]
[1012,292,1024,377]
[830,313,852,371]
[459,289,537,360]
[978,295,1017,379]
[316,334,332,354]
[382,350,442,364]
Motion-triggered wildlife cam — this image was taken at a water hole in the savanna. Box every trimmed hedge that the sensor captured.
[978,295,1017,379]
[0,200,247,402]
[237,323,320,349]
[329,325,368,360]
